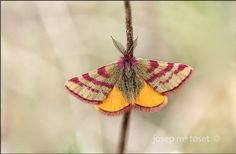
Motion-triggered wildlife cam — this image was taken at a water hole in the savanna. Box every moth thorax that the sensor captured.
[117,66,143,104]
[123,52,133,61]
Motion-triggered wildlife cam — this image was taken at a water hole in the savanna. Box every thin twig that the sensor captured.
[124,1,134,54]
[118,111,131,153]
[118,1,133,153]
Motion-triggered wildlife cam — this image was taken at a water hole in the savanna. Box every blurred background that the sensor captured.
[1,1,236,153]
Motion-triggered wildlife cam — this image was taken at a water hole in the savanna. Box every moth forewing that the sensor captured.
[136,59,192,94]
[65,62,121,104]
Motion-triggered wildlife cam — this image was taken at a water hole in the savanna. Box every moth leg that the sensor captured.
[97,86,131,116]
[134,81,168,112]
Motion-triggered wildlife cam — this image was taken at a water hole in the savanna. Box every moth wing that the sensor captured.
[64,62,120,104]
[134,81,168,112]
[136,58,192,95]
[97,86,131,116]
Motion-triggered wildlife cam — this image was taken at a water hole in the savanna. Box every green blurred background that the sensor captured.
[1,1,236,153]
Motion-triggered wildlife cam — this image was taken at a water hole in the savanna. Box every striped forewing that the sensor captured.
[65,63,120,104]
[136,58,192,94]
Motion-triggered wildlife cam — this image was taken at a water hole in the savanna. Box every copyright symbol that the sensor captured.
[213,135,220,142]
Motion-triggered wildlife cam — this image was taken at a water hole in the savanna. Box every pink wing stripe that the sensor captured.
[82,73,113,88]
[147,60,159,73]
[163,69,192,95]
[69,77,101,93]
[97,66,110,78]
[65,85,101,105]
[147,63,174,82]
[160,64,188,84]
[159,72,174,84]
[174,64,187,74]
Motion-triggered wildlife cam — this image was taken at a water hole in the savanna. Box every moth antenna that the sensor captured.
[111,36,125,54]
[126,36,138,54]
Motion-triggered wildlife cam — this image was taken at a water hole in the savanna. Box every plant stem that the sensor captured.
[118,1,133,153]
[118,111,131,153]
[124,0,134,54]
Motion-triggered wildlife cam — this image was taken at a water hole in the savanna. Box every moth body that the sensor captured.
[117,56,143,104]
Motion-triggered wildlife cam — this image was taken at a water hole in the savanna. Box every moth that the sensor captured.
[64,37,192,116]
